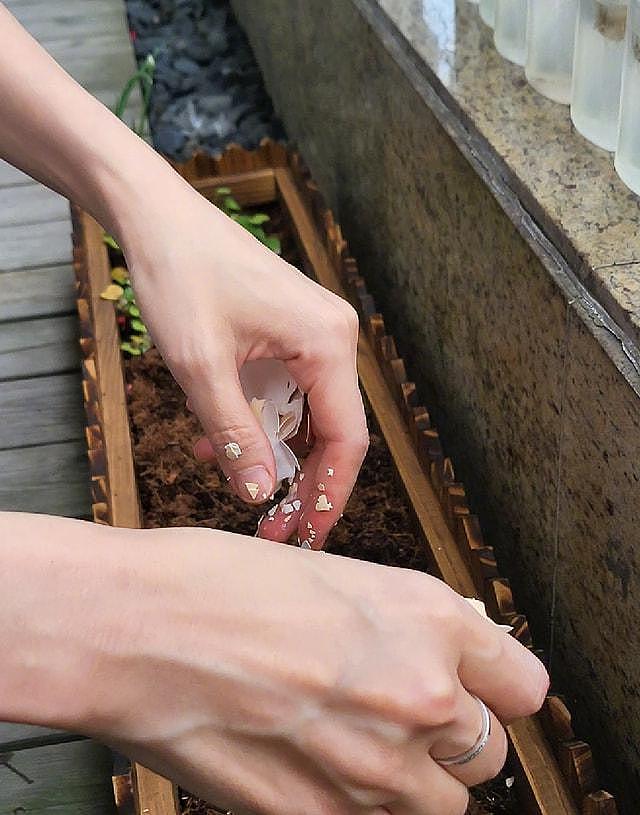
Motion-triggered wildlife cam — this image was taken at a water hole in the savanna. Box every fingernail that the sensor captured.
[234,466,272,503]
[193,438,211,461]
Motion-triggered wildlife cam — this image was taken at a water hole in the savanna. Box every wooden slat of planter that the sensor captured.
[274,168,475,595]
[509,716,579,815]
[79,212,140,530]
[133,765,180,815]
[274,166,578,815]
[193,167,277,207]
[76,211,178,813]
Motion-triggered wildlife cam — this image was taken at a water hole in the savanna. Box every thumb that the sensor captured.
[188,363,276,504]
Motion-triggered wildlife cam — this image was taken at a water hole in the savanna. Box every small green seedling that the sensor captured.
[113,53,156,137]
[214,187,281,255]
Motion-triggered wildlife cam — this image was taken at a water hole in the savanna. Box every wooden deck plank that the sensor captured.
[0,739,115,815]
[43,34,140,96]
[0,184,68,227]
[0,440,90,516]
[0,315,80,380]
[4,0,128,43]
[0,724,74,750]
[0,219,71,272]
[0,161,33,188]
[0,373,85,450]
[0,265,76,322]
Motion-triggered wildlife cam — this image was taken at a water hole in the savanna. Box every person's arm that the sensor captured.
[1,512,548,814]
[0,4,367,548]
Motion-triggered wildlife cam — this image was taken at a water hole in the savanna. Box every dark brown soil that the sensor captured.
[126,347,430,572]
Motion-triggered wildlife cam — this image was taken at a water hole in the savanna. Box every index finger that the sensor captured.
[295,358,368,549]
[457,599,549,723]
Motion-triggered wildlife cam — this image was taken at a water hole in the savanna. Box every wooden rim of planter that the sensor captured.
[72,138,617,815]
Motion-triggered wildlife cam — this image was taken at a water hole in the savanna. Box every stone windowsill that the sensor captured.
[378,0,640,345]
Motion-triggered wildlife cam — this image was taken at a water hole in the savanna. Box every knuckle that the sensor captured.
[339,301,360,334]
[327,300,359,339]
[420,680,459,727]
[169,342,226,389]
[524,662,550,713]
[351,428,370,459]
[206,421,263,457]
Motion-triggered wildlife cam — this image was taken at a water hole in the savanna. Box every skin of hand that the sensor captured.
[0,4,368,549]
[117,179,368,550]
[0,513,549,815]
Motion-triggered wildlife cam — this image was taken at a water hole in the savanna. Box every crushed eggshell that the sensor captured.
[239,360,304,487]
[224,441,242,460]
[465,597,513,633]
[315,494,333,512]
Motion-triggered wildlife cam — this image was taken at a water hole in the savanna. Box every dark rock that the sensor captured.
[125,0,285,159]
[197,92,234,115]
[152,124,187,155]
[174,56,200,75]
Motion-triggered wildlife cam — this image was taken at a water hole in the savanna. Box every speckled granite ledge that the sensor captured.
[380,0,640,346]
[231,1,640,810]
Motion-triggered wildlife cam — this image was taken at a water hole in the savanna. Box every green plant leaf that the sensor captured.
[100,283,124,301]
[130,318,147,333]
[128,305,141,318]
[120,342,141,356]
[103,233,120,251]
[264,236,282,254]
[215,186,232,196]
[111,266,129,285]
[223,196,242,212]
[249,213,270,225]
[122,286,135,303]
[230,214,255,227]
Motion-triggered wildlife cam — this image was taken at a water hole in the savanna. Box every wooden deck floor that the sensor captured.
[1,0,140,811]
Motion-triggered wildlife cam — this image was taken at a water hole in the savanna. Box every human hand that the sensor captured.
[87,526,549,815]
[117,175,368,549]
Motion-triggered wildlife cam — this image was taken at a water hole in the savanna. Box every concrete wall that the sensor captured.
[231,0,640,806]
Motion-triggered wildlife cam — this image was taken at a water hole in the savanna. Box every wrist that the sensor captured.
[0,514,150,733]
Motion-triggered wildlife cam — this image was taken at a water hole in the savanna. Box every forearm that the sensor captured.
[0,4,181,240]
[0,513,131,730]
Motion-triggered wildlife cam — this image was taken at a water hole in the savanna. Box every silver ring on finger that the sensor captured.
[434,695,491,767]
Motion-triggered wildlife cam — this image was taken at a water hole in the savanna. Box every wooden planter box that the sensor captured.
[72,141,616,815]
